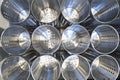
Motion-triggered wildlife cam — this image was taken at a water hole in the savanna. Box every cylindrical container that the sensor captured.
[91,55,119,80]
[61,55,90,80]
[1,25,31,55]
[1,0,36,26]
[91,0,119,23]
[62,25,90,54]
[31,0,60,23]
[32,25,61,54]
[91,25,119,54]
[31,55,60,80]
[0,27,8,61]
[0,0,9,29]
[0,0,9,62]
[80,48,102,79]
[0,56,30,80]
[110,52,120,79]
[61,0,90,23]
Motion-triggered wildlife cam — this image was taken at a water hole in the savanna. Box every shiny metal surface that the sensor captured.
[0,56,30,80]
[62,55,90,80]
[62,25,90,54]
[91,25,119,54]
[1,25,31,55]
[91,0,119,23]
[32,25,61,54]
[61,0,90,23]
[31,55,60,80]
[91,55,119,80]
[31,0,60,23]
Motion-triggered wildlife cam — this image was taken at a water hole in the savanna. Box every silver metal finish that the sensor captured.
[62,55,90,80]
[32,25,61,54]
[31,0,60,23]
[91,0,119,23]
[31,55,60,80]
[0,56,30,80]
[1,25,31,55]
[62,25,90,54]
[91,25,119,54]
[61,0,90,23]
[91,55,119,80]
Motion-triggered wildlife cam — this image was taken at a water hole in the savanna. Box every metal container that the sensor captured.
[32,25,61,54]
[61,55,90,80]
[1,25,31,55]
[31,55,60,80]
[61,0,90,23]
[0,56,30,80]
[91,55,119,80]
[62,25,90,54]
